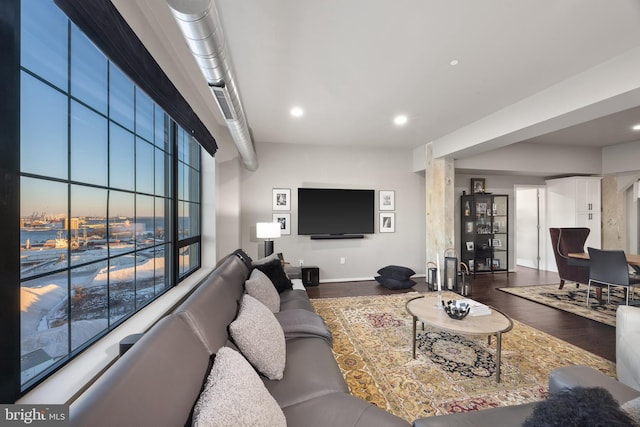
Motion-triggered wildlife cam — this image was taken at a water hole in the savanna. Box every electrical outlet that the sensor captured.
[340,257,346,265]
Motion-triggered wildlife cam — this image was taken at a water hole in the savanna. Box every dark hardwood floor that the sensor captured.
[306,266,616,362]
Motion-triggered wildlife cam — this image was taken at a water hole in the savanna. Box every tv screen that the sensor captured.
[298,188,375,236]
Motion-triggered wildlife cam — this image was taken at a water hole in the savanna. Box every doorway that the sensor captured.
[515,185,546,270]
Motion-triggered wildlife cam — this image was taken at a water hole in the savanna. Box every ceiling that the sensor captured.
[116,1,640,157]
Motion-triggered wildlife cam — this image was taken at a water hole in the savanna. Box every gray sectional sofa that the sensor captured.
[70,250,410,427]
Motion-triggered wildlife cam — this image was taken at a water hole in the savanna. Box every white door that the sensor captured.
[515,186,546,269]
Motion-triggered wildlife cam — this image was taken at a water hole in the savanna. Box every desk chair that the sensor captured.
[586,247,640,307]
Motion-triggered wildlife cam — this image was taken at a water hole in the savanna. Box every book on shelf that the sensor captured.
[458,299,492,316]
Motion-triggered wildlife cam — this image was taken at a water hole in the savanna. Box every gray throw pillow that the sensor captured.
[192,347,286,427]
[245,269,280,313]
[229,294,286,380]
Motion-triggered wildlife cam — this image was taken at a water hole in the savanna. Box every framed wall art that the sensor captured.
[380,212,395,233]
[273,213,291,235]
[379,190,395,211]
[272,188,290,211]
[471,178,486,194]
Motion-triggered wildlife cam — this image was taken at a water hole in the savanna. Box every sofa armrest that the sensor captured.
[549,365,640,405]
[617,305,640,391]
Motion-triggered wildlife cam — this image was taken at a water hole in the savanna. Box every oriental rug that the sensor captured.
[310,292,615,423]
[498,284,640,327]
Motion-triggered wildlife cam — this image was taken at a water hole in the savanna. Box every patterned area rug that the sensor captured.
[498,284,639,326]
[310,292,615,423]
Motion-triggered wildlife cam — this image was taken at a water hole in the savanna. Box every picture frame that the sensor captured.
[379,212,395,233]
[492,238,501,247]
[272,188,290,211]
[491,259,501,269]
[471,178,486,194]
[379,190,395,211]
[465,221,474,233]
[273,213,291,235]
[466,241,474,251]
[468,259,475,271]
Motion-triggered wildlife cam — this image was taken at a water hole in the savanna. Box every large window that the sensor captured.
[18,1,201,391]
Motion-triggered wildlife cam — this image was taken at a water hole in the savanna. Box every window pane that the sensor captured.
[71,101,107,186]
[109,123,135,190]
[136,138,154,194]
[21,72,68,179]
[154,148,166,197]
[70,261,108,350]
[179,242,199,276]
[155,197,167,243]
[21,271,69,385]
[188,166,200,203]
[188,134,200,170]
[154,107,170,151]
[71,26,107,114]
[108,254,136,323]
[71,185,107,267]
[21,0,68,90]
[155,243,170,294]
[136,194,154,249]
[20,178,68,280]
[108,191,135,257]
[135,88,153,142]
[109,64,134,130]
[135,252,155,308]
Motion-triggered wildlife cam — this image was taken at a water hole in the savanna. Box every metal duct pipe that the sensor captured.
[167,0,258,171]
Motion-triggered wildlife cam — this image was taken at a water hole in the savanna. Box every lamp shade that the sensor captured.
[256,222,281,239]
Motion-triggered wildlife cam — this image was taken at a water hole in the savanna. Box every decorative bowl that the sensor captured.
[442,300,471,320]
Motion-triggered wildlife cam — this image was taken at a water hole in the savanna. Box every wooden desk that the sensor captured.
[568,252,640,266]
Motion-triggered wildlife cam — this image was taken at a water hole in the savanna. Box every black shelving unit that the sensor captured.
[461,194,508,276]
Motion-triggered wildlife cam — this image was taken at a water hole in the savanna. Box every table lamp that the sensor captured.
[256,222,281,256]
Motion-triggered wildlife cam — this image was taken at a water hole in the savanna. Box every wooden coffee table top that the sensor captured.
[406,294,513,336]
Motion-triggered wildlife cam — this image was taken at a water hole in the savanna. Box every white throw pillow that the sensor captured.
[229,294,286,380]
[192,347,286,427]
[245,269,280,313]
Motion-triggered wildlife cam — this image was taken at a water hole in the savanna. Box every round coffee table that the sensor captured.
[406,294,513,382]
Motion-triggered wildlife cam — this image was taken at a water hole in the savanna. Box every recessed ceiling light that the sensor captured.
[394,115,408,126]
[290,107,304,117]
[632,123,640,131]
[449,59,460,66]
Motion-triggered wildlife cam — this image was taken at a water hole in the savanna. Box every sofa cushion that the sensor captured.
[279,289,315,311]
[374,275,416,290]
[229,294,286,380]
[245,268,280,313]
[192,347,286,427]
[262,337,349,408]
[377,265,415,280]
[255,259,293,293]
[255,258,294,293]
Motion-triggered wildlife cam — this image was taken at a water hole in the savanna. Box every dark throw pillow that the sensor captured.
[254,258,293,293]
[377,265,416,280]
[375,275,416,290]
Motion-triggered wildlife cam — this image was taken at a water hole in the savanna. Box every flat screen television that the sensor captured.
[298,188,375,237]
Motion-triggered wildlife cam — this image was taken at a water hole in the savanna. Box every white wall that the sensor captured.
[239,142,426,281]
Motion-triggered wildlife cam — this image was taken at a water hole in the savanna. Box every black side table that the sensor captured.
[301,266,320,286]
